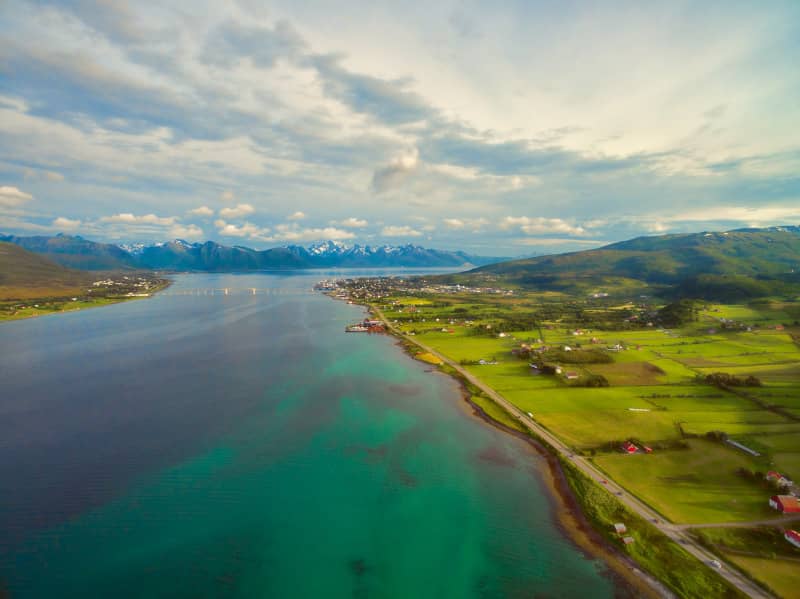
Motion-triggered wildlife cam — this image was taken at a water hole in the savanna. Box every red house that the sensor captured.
[769,495,800,513]
[785,530,800,549]
[621,441,638,454]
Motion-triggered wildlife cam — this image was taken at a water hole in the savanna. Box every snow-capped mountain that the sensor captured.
[118,239,504,270]
[0,234,504,271]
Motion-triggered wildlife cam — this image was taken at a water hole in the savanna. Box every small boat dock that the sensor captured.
[346,319,386,333]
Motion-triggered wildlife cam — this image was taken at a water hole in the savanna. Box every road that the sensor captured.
[373,306,773,599]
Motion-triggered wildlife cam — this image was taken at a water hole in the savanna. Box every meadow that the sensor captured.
[691,527,800,597]
[378,293,800,520]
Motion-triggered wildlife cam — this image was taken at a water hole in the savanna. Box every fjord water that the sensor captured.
[0,272,616,598]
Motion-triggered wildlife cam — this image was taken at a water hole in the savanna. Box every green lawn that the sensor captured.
[594,439,774,523]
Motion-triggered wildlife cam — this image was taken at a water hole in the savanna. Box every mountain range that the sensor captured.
[0,235,503,271]
[445,226,800,300]
[3,226,799,301]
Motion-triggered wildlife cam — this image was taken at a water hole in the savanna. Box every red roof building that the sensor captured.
[621,442,637,454]
[766,471,792,486]
[769,495,800,513]
[785,530,800,549]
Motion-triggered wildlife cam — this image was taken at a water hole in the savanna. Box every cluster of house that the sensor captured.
[766,472,800,529]
[527,363,580,380]
[319,277,515,303]
[621,440,653,454]
[613,522,634,546]
[91,275,154,288]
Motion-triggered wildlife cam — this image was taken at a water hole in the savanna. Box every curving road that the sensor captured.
[373,306,773,599]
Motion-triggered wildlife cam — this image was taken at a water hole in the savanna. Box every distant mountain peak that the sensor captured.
[3,233,503,271]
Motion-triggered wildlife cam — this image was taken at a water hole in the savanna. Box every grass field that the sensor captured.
[726,556,800,598]
[691,527,800,597]
[594,439,773,523]
[358,280,800,594]
[379,293,800,525]
[562,460,743,598]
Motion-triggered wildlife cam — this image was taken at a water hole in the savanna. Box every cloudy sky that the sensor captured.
[1,0,799,254]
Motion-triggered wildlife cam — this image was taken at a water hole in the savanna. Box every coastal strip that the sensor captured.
[367,302,763,598]
[320,282,767,598]
[376,308,675,598]
[0,276,172,323]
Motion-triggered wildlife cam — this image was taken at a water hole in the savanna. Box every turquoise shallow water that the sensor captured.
[0,272,617,598]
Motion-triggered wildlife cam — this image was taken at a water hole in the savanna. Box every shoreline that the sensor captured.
[461,382,672,598]
[408,338,671,598]
[357,298,672,598]
[0,279,172,324]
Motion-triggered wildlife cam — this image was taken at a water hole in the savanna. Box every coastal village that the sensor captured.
[1,273,169,321]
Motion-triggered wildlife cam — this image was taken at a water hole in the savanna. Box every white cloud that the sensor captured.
[514,238,604,246]
[0,185,33,209]
[381,225,422,237]
[287,211,306,220]
[189,205,214,216]
[646,221,669,233]
[52,216,81,230]
[666,205,800,226]
[273,224,354,241]
[215,219,271,240]
[501,216,586,236]
[335,217,368,227]
[170,223,204,239]
[100,213,177,225]
[220,190,235,202]
[443,217,489,231]
[219,203,255,218]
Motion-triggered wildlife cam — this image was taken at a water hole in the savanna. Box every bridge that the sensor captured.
[159,287,318,297]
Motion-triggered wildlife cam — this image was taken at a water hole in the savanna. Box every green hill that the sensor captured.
[0,242,90,299]
[458,227,800,299]
[0,233,137,270]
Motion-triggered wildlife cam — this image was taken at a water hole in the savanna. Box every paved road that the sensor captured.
[373,307,773,599]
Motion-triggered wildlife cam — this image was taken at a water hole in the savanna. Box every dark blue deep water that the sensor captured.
[0,272,617,598]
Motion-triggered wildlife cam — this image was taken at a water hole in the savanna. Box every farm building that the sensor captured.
[613,523,627,534]
[769,495,800,514]
[785,530,800,549]
[565,371,580,380]
[621,441,638,454]
[766,471,792,486]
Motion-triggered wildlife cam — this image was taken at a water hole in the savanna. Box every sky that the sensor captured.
[1,0,799,255]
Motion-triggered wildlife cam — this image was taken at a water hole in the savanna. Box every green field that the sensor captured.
[595,439,773,523]
[563,461,743,598]
[331,270,800,596]
[377,293,800,528]
[691,527,800,597]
